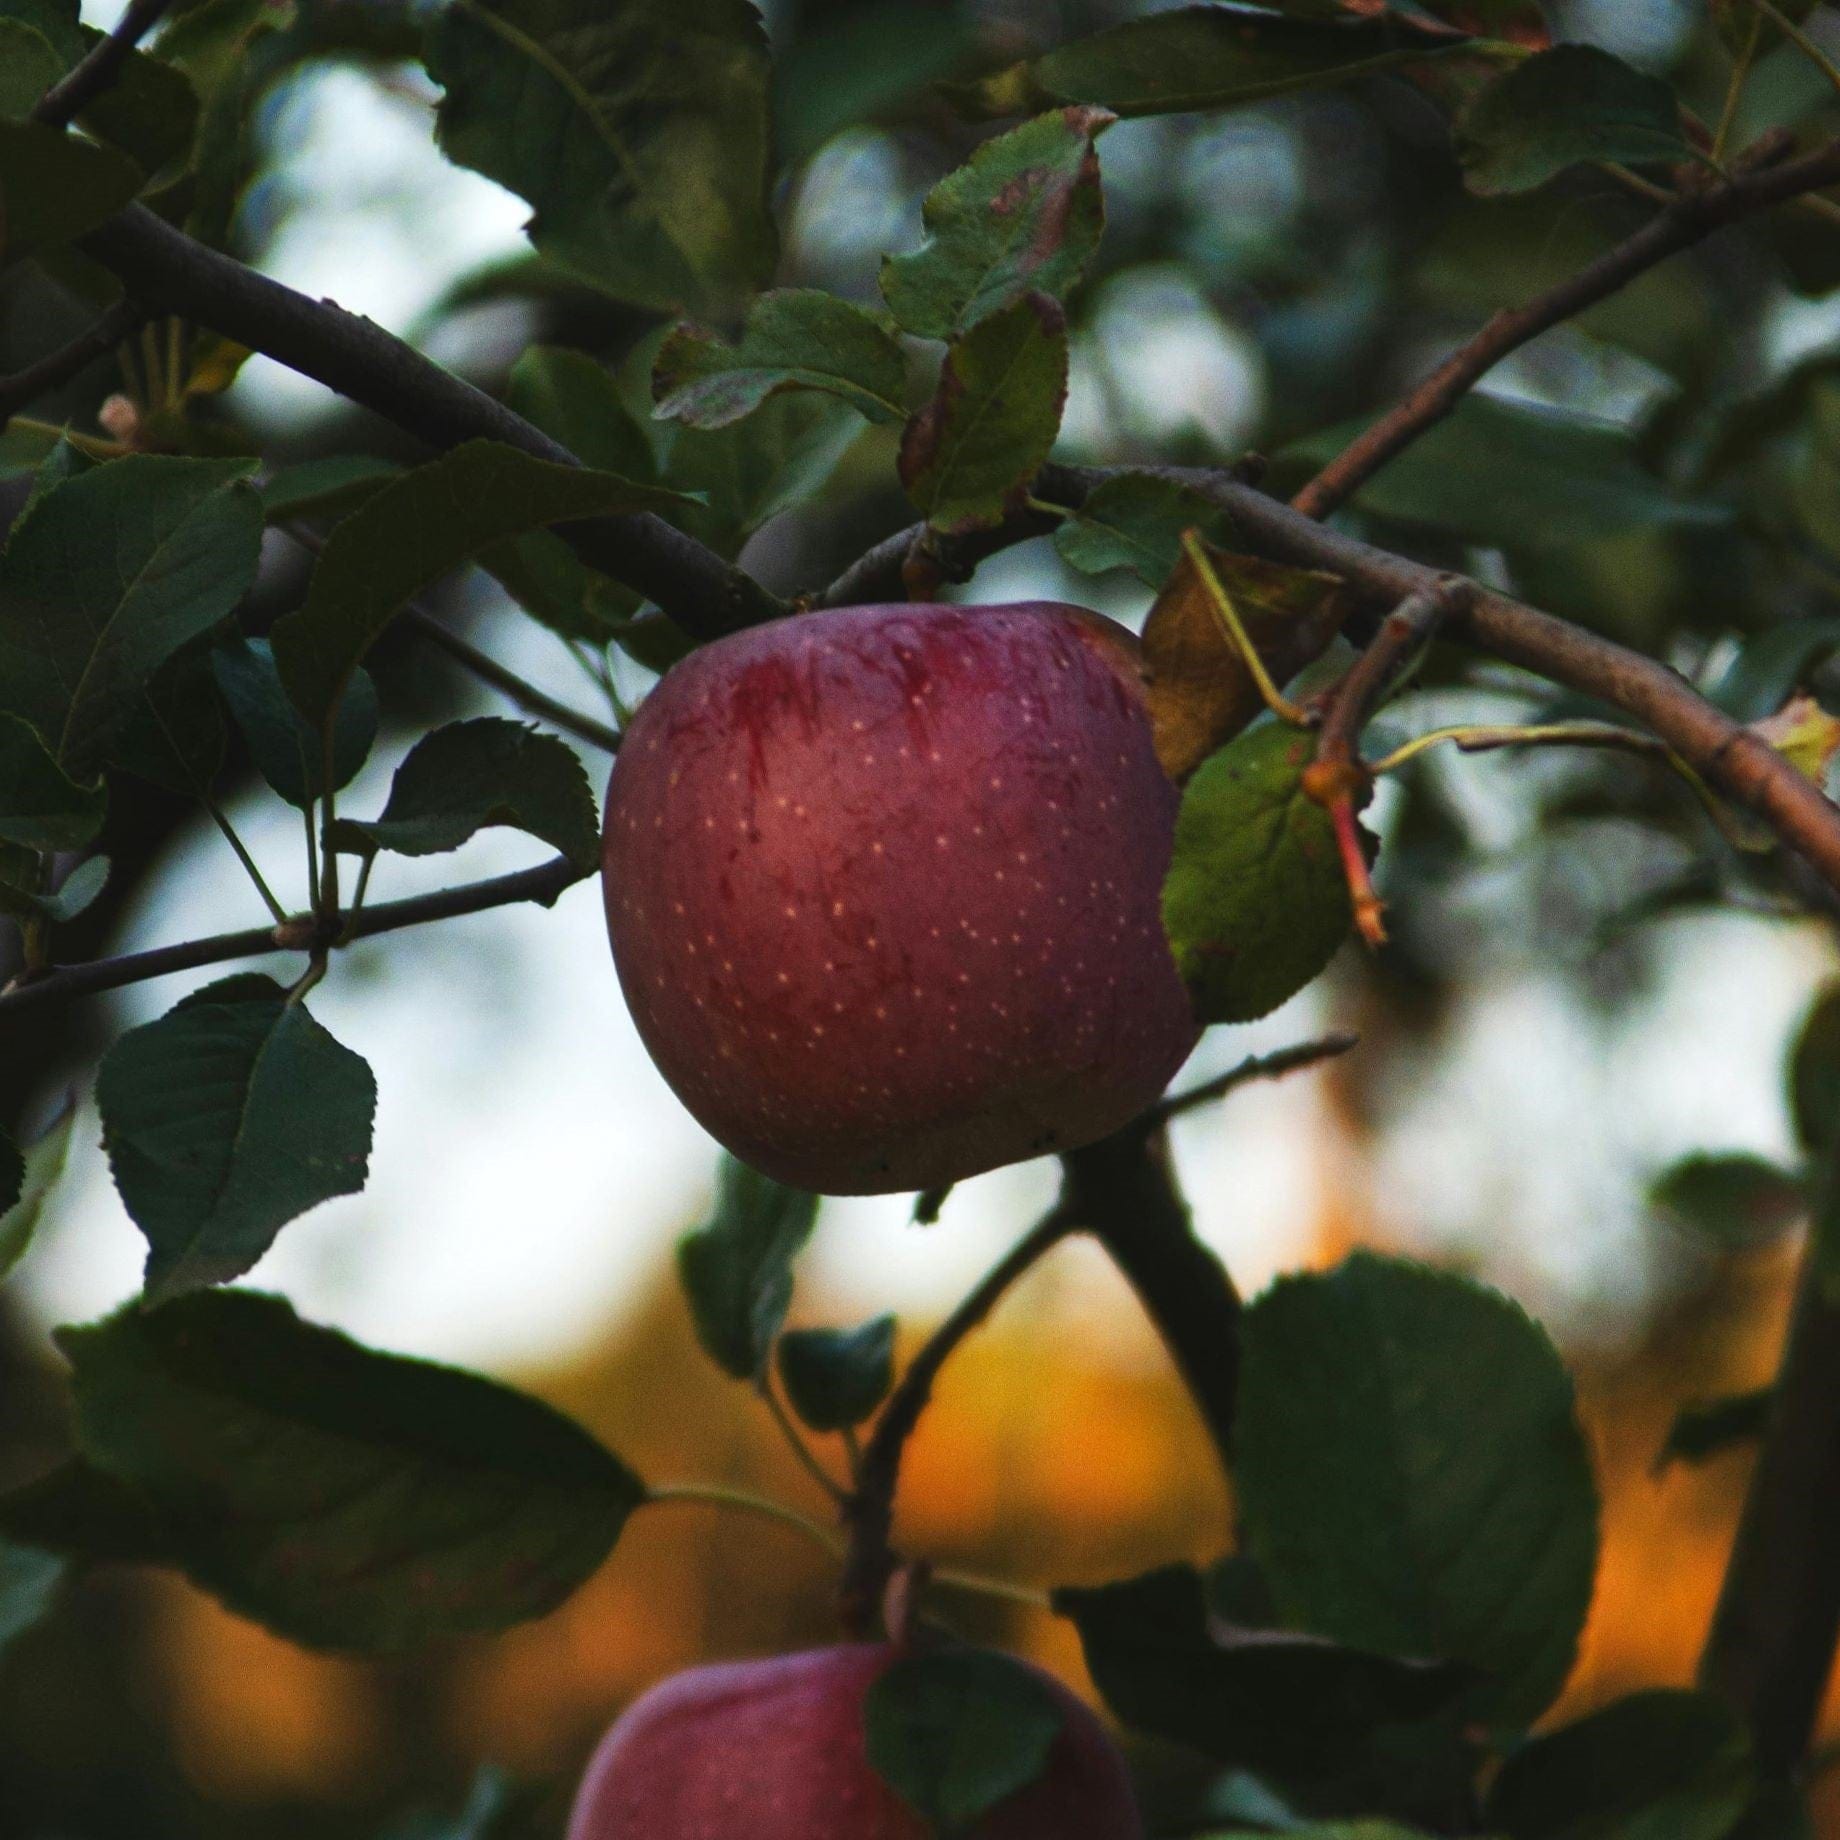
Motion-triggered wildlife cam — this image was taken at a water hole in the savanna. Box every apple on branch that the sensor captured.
[601,601,1198,1193]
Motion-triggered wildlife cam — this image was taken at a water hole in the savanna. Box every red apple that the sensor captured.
[601,601,1197,1193]
[566,1644,1144,1839]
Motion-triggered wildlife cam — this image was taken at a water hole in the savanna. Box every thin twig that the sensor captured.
[1145,1033,1360,1129]
[1753,0,1840,101]
[1305,582,1467,944]
[402,611,622,752]
[840,1204,1080,1632]
[282,524,622,753]
[0,301,146,426]
[0,854,586,1020]
[31,0,175,128]
[1289,127,1825,521]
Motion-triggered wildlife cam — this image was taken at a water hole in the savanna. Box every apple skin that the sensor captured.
[601,601,1198,1193]
[566,1644,1145,1839]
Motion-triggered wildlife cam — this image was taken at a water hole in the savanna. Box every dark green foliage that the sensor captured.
[330,718,599,873]
[677,1157,819,1381]
[21,1291,645,1652]
[1235,1254,1599,1728]
[863,1649,1063,1830]
[97,976,377,1298]
[425,0,776,314]
[899,292,1068,531]
[776,1316,896,1430]
[1162,721,1353,1024]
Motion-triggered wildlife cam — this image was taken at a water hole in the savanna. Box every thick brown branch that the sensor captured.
[1063,1126,1242,1465]
[0,854,584,1022]
[1291,129,1840,520]
[77,206,782,638]
[1033,463,1840,900]
[0,300,143,424]
[31,0,173,129]
[1700,1253,1840,1771]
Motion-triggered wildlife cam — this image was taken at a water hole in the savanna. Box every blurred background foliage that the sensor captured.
[11,0,1840,1833]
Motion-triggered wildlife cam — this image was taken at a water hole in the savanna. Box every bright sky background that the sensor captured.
[18,1,1833,1380]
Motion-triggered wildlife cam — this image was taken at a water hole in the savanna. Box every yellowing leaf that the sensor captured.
[1751,692,1840,786]
[1141,541,1350,782]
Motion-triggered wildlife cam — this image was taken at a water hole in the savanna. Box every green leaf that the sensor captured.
[864,1649,1064,1830]
[212,636,377,810]
[0,0,83,66]
[1483,1690,1753,1840]
[49,1289,644,1651]
[1054,472,1237,587]
[662,395,864,560]
[479,530,638,648]
[269,439,688,735]
[97,976,378,1300]
[0,19,63,117]
[0,1104,75,1285]
[425,0,775,316]
[899,292,1068,533]
[0,1459,177,1568]
[1649,1153,1807,1250]
[776,1316,896,1431]
[677,1156,819,1381]
[506,346,658,480]
[953,6,1465,120]
[0,119,143,265]
[1455,45,1687,197]
[654,290,907,430]
[1703,621,1840,723]
[1162,720,1352,1025]
[155,0,294,248]
[0,1543,63,1658]
[105,648,230,796]
[74,31,200,178]
[0,455,262,780]
[1279,395,1727,552]
[1656,1388,1774,1472]
[1790,982,1840,1152]
[1236,1253,1599,1727]
[259,455,400,525]
[1055,1565,1473,1806]
[0,712,104,851]
[1712,0,1817,56]
[330,718,600,874]
[0,852,109,924]
[882,106,1114,340]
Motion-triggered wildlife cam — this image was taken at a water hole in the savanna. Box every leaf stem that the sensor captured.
[1714,12,1763,165]
[1179,530,1313,727]
[645,1484,844,1559]
[759,1375,849,1505]
[204,798,287,924]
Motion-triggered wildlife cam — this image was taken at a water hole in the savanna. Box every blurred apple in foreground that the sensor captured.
[601,601,1197,1193]
[565,1644,1144,1838]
